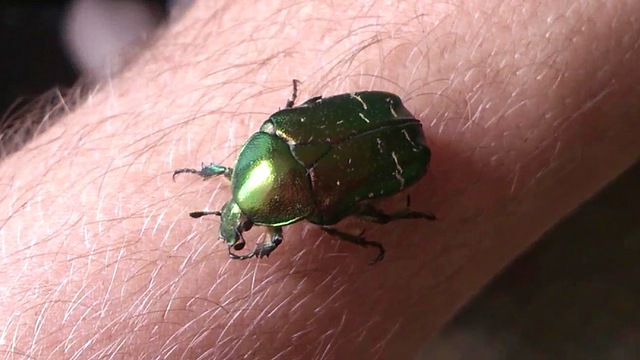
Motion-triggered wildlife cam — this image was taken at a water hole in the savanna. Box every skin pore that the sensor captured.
[1,0,639,359]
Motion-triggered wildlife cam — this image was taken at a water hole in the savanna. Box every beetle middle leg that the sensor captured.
[321,227,385,264]
[353,196,436,224]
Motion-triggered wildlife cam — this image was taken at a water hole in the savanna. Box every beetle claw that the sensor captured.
[228,239,282,261]
[369,246,385,265]
[414,211,436,221]
[252,241,279,258]
[228,247,256,260]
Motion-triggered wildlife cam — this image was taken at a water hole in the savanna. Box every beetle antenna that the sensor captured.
[189,211,222,218]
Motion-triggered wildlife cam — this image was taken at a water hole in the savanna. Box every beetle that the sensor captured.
[174,81,435,263]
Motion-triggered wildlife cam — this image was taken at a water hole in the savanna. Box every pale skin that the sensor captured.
[1,0,639,359]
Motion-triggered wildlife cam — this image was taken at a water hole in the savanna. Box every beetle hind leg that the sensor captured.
[322,227,385,264]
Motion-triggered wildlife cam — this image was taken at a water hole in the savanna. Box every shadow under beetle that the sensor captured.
[174,80,435,263]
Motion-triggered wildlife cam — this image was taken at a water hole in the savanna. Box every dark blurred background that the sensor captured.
[1,2,638,359]
[0,3,75,116]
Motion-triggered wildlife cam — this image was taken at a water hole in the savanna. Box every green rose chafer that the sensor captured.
[174,82,435,263]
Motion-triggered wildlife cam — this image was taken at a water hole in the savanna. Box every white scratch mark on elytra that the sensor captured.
[389,101,397,117]
[391,151,405,189]
[351,93,367,109]
[401,129,418,150]
[359,113,371,123]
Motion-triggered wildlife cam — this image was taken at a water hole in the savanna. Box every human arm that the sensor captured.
[1,1,639,359]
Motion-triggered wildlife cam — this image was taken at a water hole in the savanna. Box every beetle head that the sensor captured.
[219,200,253,250]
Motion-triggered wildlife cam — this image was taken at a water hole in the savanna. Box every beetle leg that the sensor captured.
[228,238,255,260]
[285,79,300,109]
[253,227,284,258]
[228,226,283,260]
[353,199,436,224]
[228,218,256,260]
[173,163,233,181]
[229,244,255,260]
[321,227,385,264]
[188,210,253,261]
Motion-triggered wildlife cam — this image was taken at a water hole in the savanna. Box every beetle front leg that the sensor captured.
[253,227,283,258]
[229,226,283,260]
[173,163,233,181]
[321,227,385,264]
